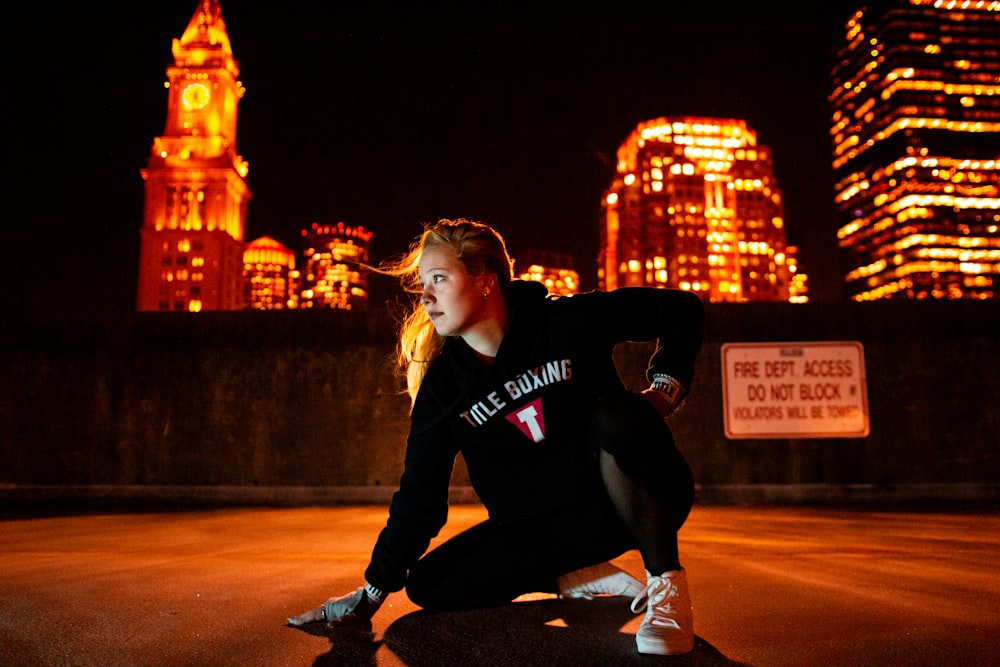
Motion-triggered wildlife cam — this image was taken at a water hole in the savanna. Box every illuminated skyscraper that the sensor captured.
[300,222,372,310]
[517,250,579,296]
[136,0,250,312]
[244,236,297,309]
[831,1,1000,301]
[601,117,806,302]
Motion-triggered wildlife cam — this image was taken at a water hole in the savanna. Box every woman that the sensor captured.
[289,218,704,656]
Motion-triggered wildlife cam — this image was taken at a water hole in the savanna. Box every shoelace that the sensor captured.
[630,575,678,616]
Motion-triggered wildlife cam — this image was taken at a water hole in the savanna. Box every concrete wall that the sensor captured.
[2,300,997,505]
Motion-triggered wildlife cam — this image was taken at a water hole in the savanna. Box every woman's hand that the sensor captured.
[287,584,386,627]
[641,374,687,417]
[287,605,325,626]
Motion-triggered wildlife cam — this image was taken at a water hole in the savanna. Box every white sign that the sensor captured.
[721,341,869,439]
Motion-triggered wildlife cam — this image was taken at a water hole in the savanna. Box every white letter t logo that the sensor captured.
[506,397,546,443]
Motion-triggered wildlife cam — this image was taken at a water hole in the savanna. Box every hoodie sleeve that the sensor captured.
[363,369,461,593]
[554,287,705,390]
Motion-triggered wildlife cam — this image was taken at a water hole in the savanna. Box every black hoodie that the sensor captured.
[364,281,704,592]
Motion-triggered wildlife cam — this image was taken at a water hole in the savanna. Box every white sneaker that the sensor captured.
[557,562,645,599]
[630,568,694,655]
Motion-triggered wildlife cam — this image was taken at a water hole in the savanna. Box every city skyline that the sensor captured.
[9,2,862,319]
[600,116,808,302]
[831,2,1000,300]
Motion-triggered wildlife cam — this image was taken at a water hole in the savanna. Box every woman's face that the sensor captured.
[418,244,490,337]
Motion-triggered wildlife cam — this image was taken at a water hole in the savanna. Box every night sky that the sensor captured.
[8,1,863,320]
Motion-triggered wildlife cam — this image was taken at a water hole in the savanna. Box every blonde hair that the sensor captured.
[380,219,514,403]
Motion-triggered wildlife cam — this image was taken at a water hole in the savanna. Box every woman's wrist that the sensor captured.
[645,373,687,415]
[363,582,387,605]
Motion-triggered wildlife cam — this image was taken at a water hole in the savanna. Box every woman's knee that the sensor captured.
[591,393,694,506]
[405,556,456,610]
[589,392,672,450]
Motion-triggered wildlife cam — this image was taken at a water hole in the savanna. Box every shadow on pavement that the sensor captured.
[288,621,382,666]
[295,598,751,666]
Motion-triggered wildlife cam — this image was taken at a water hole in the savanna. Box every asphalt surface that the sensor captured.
[1,503,998,666]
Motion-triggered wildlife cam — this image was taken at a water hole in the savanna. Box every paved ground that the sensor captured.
[1,503,998,666]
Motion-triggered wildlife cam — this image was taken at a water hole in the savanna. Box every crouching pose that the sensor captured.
[289,218,704,655]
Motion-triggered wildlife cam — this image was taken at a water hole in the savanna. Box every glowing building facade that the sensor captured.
[243,236,298,309]
[600,117,806,302]
[300,222,372,310]
[517,250,579,296]
[831,0,1000,301]
[136,0,250,312]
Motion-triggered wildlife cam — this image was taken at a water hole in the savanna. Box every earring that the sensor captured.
[482,289,490,300]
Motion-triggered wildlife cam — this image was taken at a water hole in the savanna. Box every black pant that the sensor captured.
[406,391,694,611]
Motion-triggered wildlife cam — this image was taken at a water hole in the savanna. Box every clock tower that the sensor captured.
[137,0,251,312]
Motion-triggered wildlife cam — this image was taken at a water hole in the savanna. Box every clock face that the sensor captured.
[181,83,210,110]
